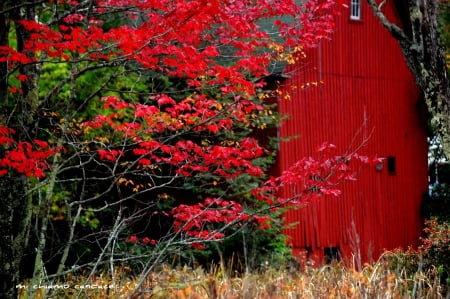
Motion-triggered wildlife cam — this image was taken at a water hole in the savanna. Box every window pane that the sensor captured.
[387,156,396,174]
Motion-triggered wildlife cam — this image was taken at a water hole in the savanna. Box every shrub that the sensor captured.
[420,218,450,287]
[382,217,450,297]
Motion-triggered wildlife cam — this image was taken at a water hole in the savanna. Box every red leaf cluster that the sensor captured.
[3,0,340,94]
[83,96,266,179]
[126,235,158,245]
[252,142,382,207]
[0,127,59,178]
[171,198,271,244]
[170,143,380,247]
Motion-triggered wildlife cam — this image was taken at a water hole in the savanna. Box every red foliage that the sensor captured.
[252,142,382,206]
[3,0,340,85]
[127,235,138,243]
[82,95,268,180]
[1,0,360,247]
[126,235,158,245]
[171,144,379,243]
[0,127,59,178]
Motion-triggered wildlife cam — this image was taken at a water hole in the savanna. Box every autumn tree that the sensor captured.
[0,0,373,298]
[366,0,450,157]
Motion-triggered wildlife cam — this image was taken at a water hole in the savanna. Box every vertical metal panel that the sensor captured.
[278,1,428,264]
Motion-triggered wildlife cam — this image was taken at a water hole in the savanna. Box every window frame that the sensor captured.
[350,0,361,21]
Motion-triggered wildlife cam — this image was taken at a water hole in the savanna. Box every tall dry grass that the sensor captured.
[18,251,449,299]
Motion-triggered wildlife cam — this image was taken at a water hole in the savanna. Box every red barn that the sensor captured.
[275,0,429,265]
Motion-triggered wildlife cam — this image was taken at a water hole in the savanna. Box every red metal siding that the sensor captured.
[278,1,428,265]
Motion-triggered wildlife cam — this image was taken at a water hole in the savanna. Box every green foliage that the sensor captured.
[77,210,100,230]
[39,63,71,101]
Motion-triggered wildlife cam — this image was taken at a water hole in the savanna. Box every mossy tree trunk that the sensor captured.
[0,1,41,298]
[0,178,18,299]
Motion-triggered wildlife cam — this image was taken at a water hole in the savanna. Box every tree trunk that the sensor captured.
[0,176,28,299]
[0,2,17,299]
[0,3,8,107]
[366,0,450,158]
[0,184,16,299]
[0,2,42,298]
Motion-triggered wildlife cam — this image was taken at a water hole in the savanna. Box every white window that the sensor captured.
[350,0,361,20]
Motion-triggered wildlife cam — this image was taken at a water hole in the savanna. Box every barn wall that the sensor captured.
[277,1,429,265]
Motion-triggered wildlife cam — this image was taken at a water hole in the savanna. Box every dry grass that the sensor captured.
[19,254,448,299]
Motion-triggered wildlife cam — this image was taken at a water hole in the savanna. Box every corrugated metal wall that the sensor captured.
[278,1,429,264]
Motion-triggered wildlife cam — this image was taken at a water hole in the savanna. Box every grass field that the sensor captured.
[19,251,449,299]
